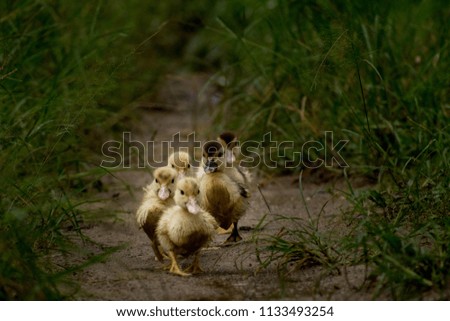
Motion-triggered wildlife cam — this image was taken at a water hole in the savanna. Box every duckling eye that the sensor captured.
[187,164,191,168]
[197,189,200,194]
[180,190,184,195]
[171,179,174,183]
[171,164,175,168]
[155,179,159,183]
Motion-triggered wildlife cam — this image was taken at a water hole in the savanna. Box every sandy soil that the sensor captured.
[65,75,371,300]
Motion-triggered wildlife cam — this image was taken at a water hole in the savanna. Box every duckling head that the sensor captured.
[168,151,191,179]
[202,141,225,174]
[153,167,177,200]
[175,177,202,214]
[218,131,239,165]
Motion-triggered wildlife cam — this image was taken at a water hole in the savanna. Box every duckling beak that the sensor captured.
[158,186,170,200]
[178,170,186,179]
[186,196,201,215]
[204,160,218,173]
[225,150,235,165]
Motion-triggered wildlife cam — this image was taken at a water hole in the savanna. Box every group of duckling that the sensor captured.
[135,132,251,276]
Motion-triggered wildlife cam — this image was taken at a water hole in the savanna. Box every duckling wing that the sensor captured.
[237,183,250,198]
[238,166,252,184]
[139,195,175,242]
[136,199,161,227]
[226,178,250,223]
[224,167,251,198]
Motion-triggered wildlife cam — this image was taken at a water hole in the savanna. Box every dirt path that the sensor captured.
[69,75,366,300]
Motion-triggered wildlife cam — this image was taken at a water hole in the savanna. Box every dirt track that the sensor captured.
[68,75,368,300]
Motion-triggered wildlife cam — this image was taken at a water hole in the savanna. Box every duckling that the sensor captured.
[196,132,252,185]
[167,151,194,180]
[198,141,249,243]
[156,177,217,276]
[136,167,177,262]
[218,131,252,185]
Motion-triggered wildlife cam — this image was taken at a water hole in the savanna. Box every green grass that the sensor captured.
[1,0,448,299]
[0,0,190,299]
[199,0,449,299]
[0,0,120,299]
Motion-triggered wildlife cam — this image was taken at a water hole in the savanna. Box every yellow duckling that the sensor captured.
[136,167,177,262]
[156,177,217,276]
[168,151,194,180]
[198,141,249,243]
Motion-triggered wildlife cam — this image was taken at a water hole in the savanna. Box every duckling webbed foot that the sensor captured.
[224,222,243,243]
[168,251,191,277]
[224,233,243,243]
[185,255,204,274]
[170,265,191,277]
[216,224,234,235]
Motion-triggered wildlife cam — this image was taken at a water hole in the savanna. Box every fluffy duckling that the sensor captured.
[218,131,252,185]
[156,177,217,276]
[196,132,251,184]
[198,141,249,243]
[136,167,177,262]
[168,151,194,180]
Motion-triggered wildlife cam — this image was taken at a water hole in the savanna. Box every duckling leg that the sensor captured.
[159,245,169,259]
[225,221,243,243]
[167,250,191,277]
[151,242,165,263]
[185,253,204,274]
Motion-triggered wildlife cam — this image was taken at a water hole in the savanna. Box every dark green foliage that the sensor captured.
[206,0,449,299]
[0,0,174,300]
[1,0,448,300]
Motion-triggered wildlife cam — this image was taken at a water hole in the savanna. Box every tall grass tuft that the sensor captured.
[0,0,116,299]
[0,1,188,299]
[201,0,449,298]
